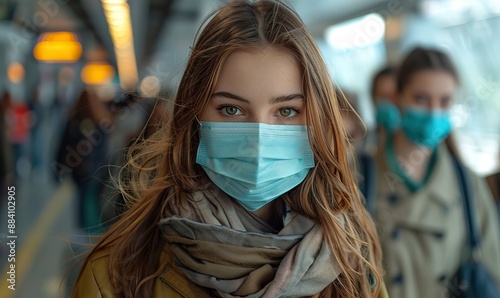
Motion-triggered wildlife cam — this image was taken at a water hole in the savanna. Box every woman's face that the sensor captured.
[399,70,457,111]
[374,74,396,104]
[199,47,306,125]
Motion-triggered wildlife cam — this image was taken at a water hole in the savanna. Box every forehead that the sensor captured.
[374,75,396,96]
[406,70,457,92]
[214,47,303,97]
[376,75,395,89]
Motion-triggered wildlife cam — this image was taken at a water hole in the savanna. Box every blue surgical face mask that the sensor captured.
[401,107,452,148]
[196,121,315,211]
[375,99,401,133]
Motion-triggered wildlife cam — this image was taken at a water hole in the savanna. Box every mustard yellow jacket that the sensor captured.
[72,246,215,298]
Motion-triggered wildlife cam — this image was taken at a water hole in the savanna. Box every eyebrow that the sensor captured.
[212,91,304,104]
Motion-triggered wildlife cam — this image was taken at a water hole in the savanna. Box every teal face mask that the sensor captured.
[375,99,401,133]
[196,121,315,211]
[401,107,452,148]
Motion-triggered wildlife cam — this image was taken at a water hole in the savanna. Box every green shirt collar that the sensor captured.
[384,134,438,192]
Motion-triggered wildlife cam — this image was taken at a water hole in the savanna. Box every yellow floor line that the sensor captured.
[0,180,74,298]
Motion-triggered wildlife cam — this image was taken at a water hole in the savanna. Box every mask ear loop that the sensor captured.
[195,117,203,127]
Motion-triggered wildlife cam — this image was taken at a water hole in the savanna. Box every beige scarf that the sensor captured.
[159,185,341,298]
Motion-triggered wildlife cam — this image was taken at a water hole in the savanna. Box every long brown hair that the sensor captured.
[74,1,383,297]
[396,46,459,92]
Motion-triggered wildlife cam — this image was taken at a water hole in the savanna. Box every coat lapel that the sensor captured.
[376,144,462,233]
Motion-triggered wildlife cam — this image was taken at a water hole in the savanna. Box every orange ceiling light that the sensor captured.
[81,62,115,85]
[7,61,25,83]
[101,0,138,91]
[33,32,82,63]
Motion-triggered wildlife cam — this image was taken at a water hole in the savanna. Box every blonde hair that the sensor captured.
[74,1,383,297]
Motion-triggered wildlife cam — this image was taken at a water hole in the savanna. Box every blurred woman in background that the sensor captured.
[372,47,500,298]
[371,66,400,137]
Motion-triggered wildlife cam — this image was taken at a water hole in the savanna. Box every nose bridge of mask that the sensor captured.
[376,99,395,110]
[199,122,314,162]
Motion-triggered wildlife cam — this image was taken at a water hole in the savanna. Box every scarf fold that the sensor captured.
[159,186,341,298]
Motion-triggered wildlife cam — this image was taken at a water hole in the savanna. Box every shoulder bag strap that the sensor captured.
[450,155,480,253]
[359,154,377,216]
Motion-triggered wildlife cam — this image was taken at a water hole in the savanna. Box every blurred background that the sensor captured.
[0,0,499,297]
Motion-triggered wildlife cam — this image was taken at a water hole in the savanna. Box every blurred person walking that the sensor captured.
[357,68,400,205]
[55,90,115,230]
[0,92,13,188]
[4,93,32,180]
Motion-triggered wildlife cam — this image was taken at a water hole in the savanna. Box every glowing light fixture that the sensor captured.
[101,0,138,91]
[325,13,385,50]
[140,76,161,97]
[7,61,25,83]
[81,62,115,85]
[33,31,82,63]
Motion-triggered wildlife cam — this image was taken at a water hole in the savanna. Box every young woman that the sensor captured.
[372,47,500,298]
[72,1,385,297]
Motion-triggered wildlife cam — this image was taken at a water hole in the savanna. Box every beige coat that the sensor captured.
[373,143,500,298]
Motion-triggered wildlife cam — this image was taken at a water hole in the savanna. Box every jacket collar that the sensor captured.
[375,143,461,232]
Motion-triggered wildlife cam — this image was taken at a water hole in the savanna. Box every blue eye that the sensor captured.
[218,105,242,116]
[278,107,298,118]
